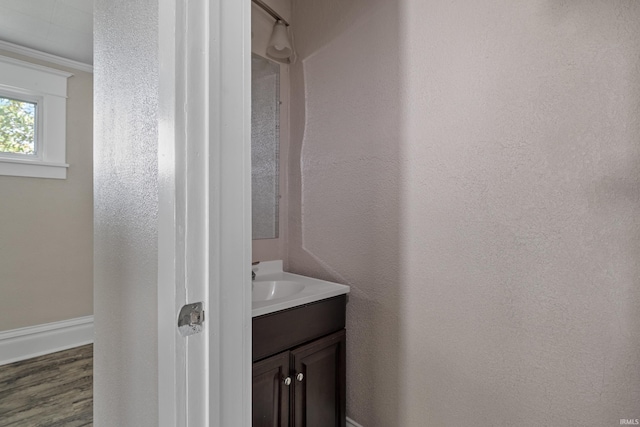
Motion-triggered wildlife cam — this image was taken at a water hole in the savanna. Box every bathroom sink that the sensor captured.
[252,280,305,302]
[251,260,350,317]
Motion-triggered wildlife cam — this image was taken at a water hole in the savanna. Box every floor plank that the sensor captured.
[0,345,93,427]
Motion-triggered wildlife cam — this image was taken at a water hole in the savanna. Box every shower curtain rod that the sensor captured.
[252,0,290,26]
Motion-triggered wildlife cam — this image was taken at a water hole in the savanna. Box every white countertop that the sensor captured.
[252,261,350,317]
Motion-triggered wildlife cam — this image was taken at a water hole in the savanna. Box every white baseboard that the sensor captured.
[347,417,364,427]
[0,316,94,366]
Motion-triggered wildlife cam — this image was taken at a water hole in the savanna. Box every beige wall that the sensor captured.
[0,49,93,332]
[289,0,640,425]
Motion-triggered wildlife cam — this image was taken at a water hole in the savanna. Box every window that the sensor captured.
[0,95,38,156]
[0,55,72,179]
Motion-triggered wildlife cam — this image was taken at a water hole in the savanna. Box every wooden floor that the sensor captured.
[0,345,93,427]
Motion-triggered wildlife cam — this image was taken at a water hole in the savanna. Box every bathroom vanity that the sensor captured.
[252,261,349,427]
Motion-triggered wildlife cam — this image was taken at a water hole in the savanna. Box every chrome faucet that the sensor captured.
[252,261,260,281]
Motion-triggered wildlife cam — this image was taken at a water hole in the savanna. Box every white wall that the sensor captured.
[94,0,158,424]
[289,0,640,425]
[0,49,93,332]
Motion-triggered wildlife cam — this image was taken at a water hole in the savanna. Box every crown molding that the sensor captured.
[0,40,93,74]
[0,54,73,78]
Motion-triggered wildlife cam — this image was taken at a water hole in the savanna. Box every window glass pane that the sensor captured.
[0,95,36,155]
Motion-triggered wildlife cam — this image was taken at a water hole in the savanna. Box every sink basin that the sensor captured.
[252,280,305,302]
[251,260,350,317]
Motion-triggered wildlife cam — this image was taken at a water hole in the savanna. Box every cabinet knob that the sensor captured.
[296,373,304,382]
[283,377,292,386]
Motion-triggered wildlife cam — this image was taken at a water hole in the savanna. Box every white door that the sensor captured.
[157,0,252,426]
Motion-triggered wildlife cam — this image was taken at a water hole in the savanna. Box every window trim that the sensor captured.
[0,55,72,179]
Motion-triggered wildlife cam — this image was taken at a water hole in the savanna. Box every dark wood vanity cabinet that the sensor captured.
[291,330,346,427]
[253,351,291,427]
[252,295,347,427]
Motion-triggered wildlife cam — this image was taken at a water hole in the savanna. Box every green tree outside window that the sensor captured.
[0,96,36,155]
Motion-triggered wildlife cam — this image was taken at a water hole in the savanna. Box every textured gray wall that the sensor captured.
[289,0,640,425]
[0,50,93,332]
[94,0,159,424]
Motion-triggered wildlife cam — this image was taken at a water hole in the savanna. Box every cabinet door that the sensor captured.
[291,330,346,427]
[253,351,291,427]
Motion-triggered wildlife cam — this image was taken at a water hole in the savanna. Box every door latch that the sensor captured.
[178,302,205,337]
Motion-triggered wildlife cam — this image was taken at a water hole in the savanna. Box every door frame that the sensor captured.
[157,0,252,425]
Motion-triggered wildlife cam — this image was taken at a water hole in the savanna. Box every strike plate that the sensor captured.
[178,302,205,337]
